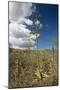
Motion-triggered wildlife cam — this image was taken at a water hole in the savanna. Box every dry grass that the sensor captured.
[8,48,58,88]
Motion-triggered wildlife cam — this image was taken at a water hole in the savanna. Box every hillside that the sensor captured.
[8,48,58,88]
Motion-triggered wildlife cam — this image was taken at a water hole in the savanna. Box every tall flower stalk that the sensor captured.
[30,11,43,79]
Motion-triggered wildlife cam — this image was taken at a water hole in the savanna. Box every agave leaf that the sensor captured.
[35,68,41,79]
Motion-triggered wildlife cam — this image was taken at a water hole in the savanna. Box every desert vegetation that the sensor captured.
[8,48,58,88]
[9,2,58,88]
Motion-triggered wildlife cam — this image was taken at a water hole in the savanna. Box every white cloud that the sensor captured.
[9,22,31,38]
[9,2,33,21]
[18,18,33,25]
[9,36,35,47]
[9,2,37,50]
[23,18,33,25]
[9,22,37,49]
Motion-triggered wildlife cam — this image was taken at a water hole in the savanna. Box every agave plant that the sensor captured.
[29,10,44,80]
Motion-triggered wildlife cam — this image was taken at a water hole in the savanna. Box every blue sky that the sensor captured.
[27,3,58,49]
[9,2,58,50]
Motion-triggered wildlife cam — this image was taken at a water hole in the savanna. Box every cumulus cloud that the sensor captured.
[22,18,33,25]
[9,36,35,48]
[9,2,33,21]
[9,23,31,38]
[9,22,37,49]
[9,2,37,50]
[18,18,33,25]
